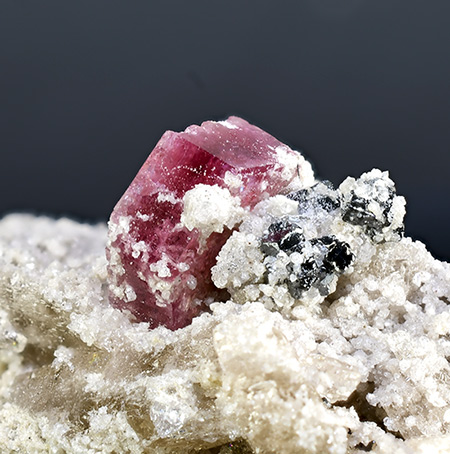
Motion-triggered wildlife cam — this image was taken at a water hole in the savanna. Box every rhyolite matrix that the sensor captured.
[1,117,450,454]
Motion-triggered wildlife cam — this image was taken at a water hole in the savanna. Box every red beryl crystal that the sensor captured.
[106,117,311,329]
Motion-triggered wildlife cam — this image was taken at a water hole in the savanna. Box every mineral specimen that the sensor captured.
[1,118,450,454]
[258,171,403,303]
[106,116,313,329]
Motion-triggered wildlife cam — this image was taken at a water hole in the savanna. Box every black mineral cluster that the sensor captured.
[260,171,405,300]
[340,175,402,241]
[260,216,304,257]
[261,217,353,299]
[288,180,341,214]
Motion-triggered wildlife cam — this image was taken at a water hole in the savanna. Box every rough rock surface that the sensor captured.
[1,187,450,452]
[1,120,450,453]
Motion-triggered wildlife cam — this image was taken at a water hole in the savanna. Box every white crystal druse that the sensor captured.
[1,168,450,454]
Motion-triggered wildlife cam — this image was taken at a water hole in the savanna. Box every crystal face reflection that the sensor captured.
[106,117,313,329]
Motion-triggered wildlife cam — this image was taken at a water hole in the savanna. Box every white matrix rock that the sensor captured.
[1,168,450,453]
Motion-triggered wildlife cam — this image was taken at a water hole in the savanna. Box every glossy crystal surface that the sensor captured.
[106,117,310,329]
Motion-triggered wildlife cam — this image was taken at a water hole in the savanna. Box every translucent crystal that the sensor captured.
[106,117,313,329]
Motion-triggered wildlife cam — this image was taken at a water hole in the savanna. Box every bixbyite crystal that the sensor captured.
[106,117,312,329]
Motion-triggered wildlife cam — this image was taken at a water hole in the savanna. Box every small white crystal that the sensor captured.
[181,184,245,240]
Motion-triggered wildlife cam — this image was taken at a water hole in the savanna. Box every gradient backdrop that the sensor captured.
[1,1,449,260]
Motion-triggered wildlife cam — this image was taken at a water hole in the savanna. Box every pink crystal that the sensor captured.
[107,117,308,330]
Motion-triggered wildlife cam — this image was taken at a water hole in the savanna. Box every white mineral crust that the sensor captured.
[1,169,450,453]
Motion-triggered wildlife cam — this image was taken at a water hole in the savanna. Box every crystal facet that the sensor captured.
[106,117,313,329]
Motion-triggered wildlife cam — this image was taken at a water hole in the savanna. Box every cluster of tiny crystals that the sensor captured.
[0,119,450,454]
[211,169,406,319]
[259,171,403,304]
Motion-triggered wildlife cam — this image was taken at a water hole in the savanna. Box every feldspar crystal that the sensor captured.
[107,117,313,329]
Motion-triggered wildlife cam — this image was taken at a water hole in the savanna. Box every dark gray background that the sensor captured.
[1,1,449,260]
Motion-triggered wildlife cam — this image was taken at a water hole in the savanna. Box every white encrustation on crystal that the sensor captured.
[0,167,450,453]
[181,183,245,240]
